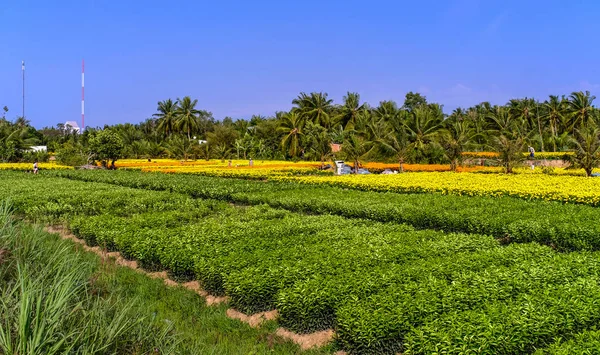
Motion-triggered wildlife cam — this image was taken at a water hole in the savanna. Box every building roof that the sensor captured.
[65,121,80,128]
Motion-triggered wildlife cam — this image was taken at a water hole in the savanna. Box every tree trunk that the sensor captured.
[551,122,557,152]
[537,113,544,152]
[354,159,359,174]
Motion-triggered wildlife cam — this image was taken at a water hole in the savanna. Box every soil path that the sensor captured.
[43,224,336,351]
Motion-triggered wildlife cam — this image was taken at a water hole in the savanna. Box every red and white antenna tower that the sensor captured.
[81,59,85,130]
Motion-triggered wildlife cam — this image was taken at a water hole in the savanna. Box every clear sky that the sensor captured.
[1,0,599,128]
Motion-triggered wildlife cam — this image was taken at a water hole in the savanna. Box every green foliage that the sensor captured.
[88,129,124,168]
[0,203,178,354]
[8,171,600,353]
[55,142,88,166]
[565,124,600,176]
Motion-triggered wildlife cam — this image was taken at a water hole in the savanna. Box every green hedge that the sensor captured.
[48,169,600,252]
[6,171,600,354]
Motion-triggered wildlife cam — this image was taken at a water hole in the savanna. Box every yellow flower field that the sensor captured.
[0,162,72,171]
[276,172,600,205]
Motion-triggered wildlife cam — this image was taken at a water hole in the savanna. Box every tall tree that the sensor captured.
[565,124,600,177]
[89,129,124,169]
[336,92,368,130]
[302,121,333,168]
[278,112,305,158]
[541,95,567,152]
[404,105,443,161]
[377,121,410,172]
[153,99,179,137]
[176,96,201,140]
[292,92,333,128]
[402,92,427,112]
[372,100,401,124]
[342,131,374,174]
[567,91,596,131]
[439,119,476,171]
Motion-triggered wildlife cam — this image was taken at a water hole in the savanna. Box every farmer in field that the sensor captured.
[528,146,535,159]
[33,161,38,174]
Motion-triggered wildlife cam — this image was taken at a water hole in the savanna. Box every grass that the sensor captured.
[0,201,329,354]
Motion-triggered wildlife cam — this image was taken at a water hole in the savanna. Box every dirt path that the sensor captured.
[43,224,336,352]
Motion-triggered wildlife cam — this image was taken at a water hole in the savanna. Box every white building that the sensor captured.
[64,121,81,134]
[29,146,47,152]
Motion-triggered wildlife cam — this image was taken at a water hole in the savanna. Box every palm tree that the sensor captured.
[165,134,193,161]
[292,92,333,128]
[278,112,305,158]
[567,91,596,132]
[302,121,333,168]
[372,100,401,125]
[214,143,231,162]
[486,106,519,133]
[153,99,179,137]
[336,92,368,130]
[542,95,567,152]
[439,120,477,171]
[233,119,251,136]
[492,134,527,173]
[342,131,374,174]
[176,96,201,140]
[403,105,443,161]
[14,116,30,128]
[377,122,410,172]
[509,98,536,131]
[565,124,600,177]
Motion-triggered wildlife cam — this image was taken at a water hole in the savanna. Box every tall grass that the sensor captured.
[0,201,178,354]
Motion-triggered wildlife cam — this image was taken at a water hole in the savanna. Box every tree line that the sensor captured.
[2,90,600,174]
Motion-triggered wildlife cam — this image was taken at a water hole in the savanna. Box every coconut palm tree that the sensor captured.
[492,134,527,173]
[176,96,201,140]
[565,124,600,177]
[567,91,596,132]
[292,92,333,128]
[542,95,567,152]
[403,105,443,161]
[372,100,402,125]
[377,122,410,172]
[278,112,305,158]
[439,119,477,171]
[302,121,333,168]
[165,134,193,161]
[342,131,374,174]
[214,143,231,163]
[336,92,368,130]
[153,99,179,137]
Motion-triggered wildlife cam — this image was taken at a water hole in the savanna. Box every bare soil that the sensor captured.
[275,328,335,350]
[226,309,279,328]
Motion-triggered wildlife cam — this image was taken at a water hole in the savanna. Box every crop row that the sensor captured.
[3,171,600,353]
[276,172,600,206]
[48,169,600,252]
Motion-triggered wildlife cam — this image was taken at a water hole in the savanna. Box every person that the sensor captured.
[249,158,254,167]
[528,146,535,159]
[33,160,39,174]
[228,160,232,167]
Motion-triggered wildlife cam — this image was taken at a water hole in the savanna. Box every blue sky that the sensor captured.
[1,0,599,128]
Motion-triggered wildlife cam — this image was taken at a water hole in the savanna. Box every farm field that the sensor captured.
[115,159,600,205]
[3,169,600,353]
[0,204,318,354]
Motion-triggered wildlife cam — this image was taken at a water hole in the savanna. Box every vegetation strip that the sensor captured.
[4,171,600,353]
[1,204,315,354]
[47,169,600,252]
